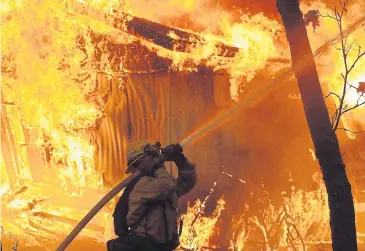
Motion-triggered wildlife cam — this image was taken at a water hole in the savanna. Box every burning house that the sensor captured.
[1,0,365,251]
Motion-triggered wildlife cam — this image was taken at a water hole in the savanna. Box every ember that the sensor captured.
[1,0,365,251]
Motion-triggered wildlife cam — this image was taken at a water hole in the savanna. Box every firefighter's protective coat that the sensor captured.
[127,158,196,243]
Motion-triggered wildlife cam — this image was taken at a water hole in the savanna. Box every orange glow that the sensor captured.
[302,1,365,138]
[1,0,364,250]
[180,198,225,250]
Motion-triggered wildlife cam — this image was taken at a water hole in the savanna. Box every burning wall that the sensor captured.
[1,0,365,250]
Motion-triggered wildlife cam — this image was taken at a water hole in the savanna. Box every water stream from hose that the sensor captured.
[56,14,365,251]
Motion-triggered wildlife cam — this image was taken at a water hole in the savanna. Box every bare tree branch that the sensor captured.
[342,99,365,114]
[345,40,357,54]
[321,0,365,131]
[331,107,340,126]
[337,127,365,134]
[283,206,306,251]
[348,50,365,74]
[319,12,339,21]
[324,92,342,101]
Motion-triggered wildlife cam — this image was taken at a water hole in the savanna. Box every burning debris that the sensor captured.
[67,1,240,58]
[1,0,365,250]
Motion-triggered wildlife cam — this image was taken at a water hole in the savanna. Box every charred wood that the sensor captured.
[67,1,240,57]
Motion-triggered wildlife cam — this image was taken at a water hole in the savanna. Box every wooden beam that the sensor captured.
[66,1,240,57]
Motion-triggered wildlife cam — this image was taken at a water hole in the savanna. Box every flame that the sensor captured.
[1,0,112,244]
[302,1,365,138]
[1,0,107,191]
[154,12,280,100]
[1,0,365,250]
[179,198,225,250]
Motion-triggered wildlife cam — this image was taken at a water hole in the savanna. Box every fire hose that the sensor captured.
[56,14,365,250]
[56,96,239,251]
[55,140,189,251]
[56,95,248,251]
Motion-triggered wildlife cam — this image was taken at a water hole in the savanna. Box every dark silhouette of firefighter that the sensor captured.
[107,140,196,251]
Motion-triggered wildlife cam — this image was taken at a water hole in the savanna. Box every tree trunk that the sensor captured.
[276,1,358,251]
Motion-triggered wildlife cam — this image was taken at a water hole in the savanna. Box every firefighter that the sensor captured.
[107,140,197,251]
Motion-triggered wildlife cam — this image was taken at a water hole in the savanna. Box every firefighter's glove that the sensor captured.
[162,144,184,162]
[138,154,158,175]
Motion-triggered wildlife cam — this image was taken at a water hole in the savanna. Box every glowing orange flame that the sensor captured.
[1,0,364,250]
